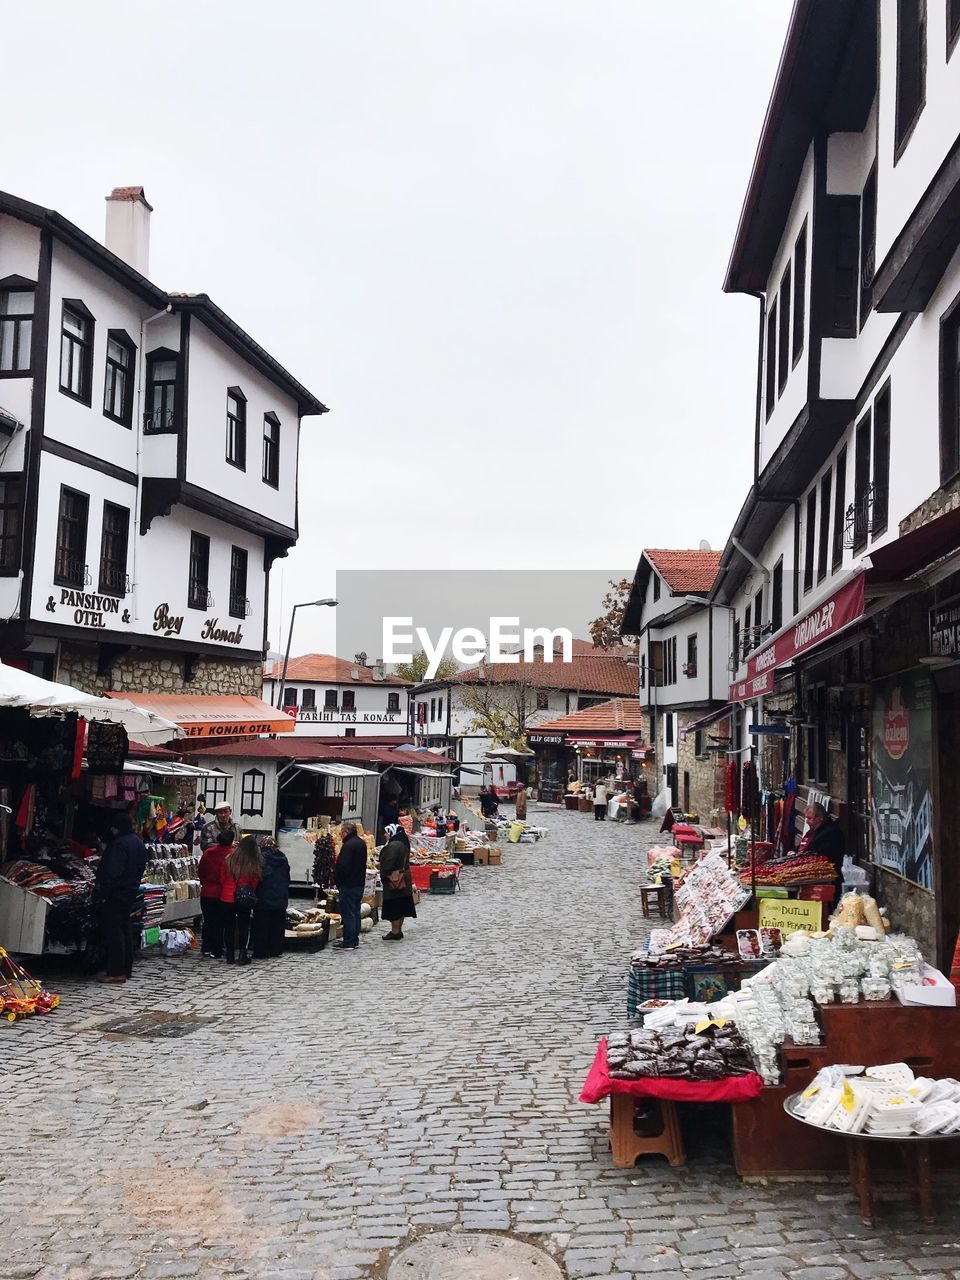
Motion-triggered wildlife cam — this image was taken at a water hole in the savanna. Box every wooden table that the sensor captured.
[783,1092,957,1225]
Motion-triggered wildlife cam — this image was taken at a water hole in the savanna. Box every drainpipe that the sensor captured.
[134,304,173,625]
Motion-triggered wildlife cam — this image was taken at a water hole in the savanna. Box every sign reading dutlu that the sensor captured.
[757,897,823,935]
[729,573,866,702]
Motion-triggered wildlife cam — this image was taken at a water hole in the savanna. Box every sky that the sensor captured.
[4,0,793,656]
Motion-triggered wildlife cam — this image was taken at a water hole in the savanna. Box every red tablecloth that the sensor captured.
[579,1037,764,1105]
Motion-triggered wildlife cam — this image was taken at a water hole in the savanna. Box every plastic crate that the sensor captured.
[429,871,458,894]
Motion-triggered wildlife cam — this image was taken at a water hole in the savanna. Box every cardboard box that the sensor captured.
[896,965,958,1007]
[488,850,502,866]
[474,848,490,866]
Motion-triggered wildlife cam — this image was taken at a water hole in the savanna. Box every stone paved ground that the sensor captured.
[3,806,960,1280]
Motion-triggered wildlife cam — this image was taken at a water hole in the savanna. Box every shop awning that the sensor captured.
[119,759,230,778]
[568,736,647,749]
[729,573,866,703]
[866,506,960,583]
[106,692,295,738]
[678,705,734,741]
[294,762,380,778]
[0,663,181,744]
[390,766,458,779]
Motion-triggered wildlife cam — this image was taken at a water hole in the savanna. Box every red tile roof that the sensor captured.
[185,738,454,769]
[263,654,410,686]
[645,549,723,594]
[444,652,637,696]
[531,698,647,734]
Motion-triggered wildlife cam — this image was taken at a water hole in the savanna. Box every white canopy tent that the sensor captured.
[0,663,181,745]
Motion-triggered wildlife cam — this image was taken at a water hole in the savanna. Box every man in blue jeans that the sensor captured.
[334,822,368,950]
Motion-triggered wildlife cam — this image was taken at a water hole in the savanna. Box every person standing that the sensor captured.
[514,783,528,821]
[253,836,290,959]
[380,823,416,941]
[334,822,368,951]
[221,835,262,965]
[95,814,148,984]
[198,829,233,958]
[593,780,608,821]
[201,803,238,851]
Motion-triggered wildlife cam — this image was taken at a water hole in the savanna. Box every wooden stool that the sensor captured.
[640,883,669,918]
[609,1093,687,1167]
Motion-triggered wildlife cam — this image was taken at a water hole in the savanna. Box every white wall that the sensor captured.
[759,145,815,473]
[45,242,155,473]
[645,606,727,709]
[262,677,409,736]
[876,0,960,265]
[186,325,299,528]
[29,455,265,652]
[136,505,265,649]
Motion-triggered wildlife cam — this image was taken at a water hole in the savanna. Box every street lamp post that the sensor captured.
[275,598,338,710]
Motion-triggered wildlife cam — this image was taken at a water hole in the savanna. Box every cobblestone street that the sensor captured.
[3,806,960,1280]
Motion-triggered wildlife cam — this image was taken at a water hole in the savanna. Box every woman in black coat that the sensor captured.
[253,837,290,959]
[379,824,416,941]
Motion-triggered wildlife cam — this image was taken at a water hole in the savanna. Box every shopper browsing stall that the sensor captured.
[198,830,233,958]
[593,781,608,821]
[253,837,290,959]
[201,803,238,851]
[380,823,416,942]
[334,823,368,951]
[221,836,261,966]
[95,814,148,985]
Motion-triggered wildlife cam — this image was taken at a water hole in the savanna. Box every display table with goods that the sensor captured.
[783,1064,960,1224]
[579,1026,764,1167]
[143,842,202,924]
[672,908,960,1178]
[0,843,98,955]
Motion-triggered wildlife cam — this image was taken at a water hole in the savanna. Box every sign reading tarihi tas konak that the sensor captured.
[757,897,824,935]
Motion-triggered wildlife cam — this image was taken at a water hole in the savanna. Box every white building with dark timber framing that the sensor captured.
[0,186,326,698]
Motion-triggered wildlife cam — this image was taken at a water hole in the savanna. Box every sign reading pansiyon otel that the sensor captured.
[729,573,866,702]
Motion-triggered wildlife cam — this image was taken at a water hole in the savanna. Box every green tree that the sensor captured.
[393,648,460,683]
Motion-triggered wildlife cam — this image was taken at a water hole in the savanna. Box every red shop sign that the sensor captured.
[729,573,866,703]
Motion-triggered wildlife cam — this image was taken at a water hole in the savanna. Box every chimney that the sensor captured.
[104,186,153,277]
[373,658,386,682]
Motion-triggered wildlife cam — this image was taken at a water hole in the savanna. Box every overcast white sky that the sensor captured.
[5,0,792,655]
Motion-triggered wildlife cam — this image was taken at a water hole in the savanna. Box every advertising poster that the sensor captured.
[870,670,934,890]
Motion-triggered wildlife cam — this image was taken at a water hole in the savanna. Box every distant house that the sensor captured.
[412,641,638,791]
[621,548,731,817]
[262,654,411,737]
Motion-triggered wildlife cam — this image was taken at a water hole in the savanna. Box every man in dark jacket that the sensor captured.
[253,837,290,959]
[96,813,148,984]
[799,801,846,893]
[334,823,368,950]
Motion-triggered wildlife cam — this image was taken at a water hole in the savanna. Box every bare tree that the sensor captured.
[589,577,636,648]
[459,678,536,750]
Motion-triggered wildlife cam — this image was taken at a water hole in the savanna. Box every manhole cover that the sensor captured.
[388,1233,564,1279]
[95,1011,211,1039]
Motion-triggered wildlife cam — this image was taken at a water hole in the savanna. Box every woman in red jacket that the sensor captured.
[221,835,262,966]
[198,829,233,958]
